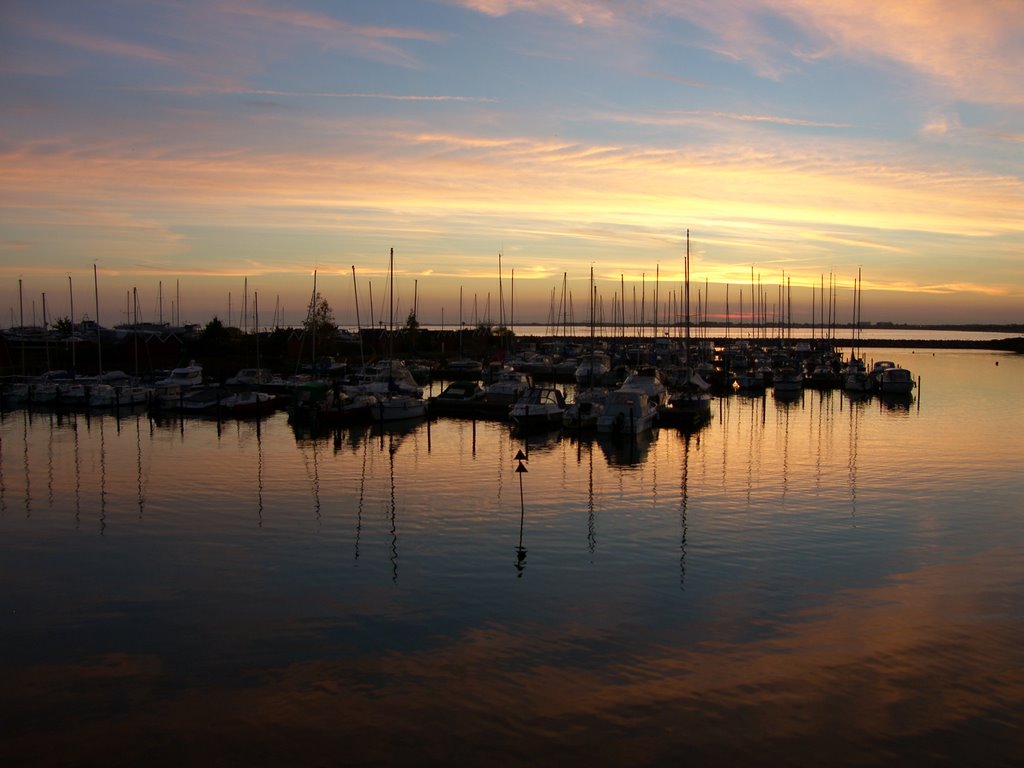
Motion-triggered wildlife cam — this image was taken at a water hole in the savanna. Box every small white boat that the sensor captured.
[483,368,532,406]
[574,352,611,387]
[154,361,204,408]
[225,368,273,387]
[509,387,566,429]
[349,359,423,399]
[563,388,607,430]
[374,393,427,422]
[597,388,658,434]
[620,366,668,407]
[773,365,804,392]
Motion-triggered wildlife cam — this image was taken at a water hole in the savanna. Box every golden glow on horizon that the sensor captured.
[2,1,1022,325]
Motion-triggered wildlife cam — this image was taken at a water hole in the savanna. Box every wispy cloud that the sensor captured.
[450,0,1024,103]
[13,16,177,65]
[217,0,450,68]
[443,0,624,26]
[596,109,849,129]
[113,85,497,103]
[771,0,1024,104]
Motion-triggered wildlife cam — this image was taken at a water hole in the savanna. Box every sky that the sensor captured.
[2,0,1023,330]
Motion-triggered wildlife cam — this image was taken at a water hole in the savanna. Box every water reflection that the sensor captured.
[679,430,691,590]
[388,432,399,582]
[514,453,528,577]
[879,392,915,412]
[595,429,656,467]
[1,351,1023,766]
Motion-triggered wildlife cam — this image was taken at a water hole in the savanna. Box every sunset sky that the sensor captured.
[2,0,1022,329]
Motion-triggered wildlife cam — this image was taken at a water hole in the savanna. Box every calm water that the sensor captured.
[2,349,1023,766]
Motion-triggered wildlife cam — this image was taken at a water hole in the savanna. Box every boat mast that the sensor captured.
[310,269,317,363]
[93,263,102,375]
[352,266,365,369]
[684,230,692,374]
[68,275,76,374]
[255,292,261,374]
[133,287,139,376]
[498,250,505,330]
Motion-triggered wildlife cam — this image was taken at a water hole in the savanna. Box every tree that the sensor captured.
[201,316,229,343]
[303,293,337,335]
[53,316,73,337]
[303,292,338,353]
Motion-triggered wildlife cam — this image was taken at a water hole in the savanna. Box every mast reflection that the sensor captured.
[680,431,692,590]
[388,433,398,583]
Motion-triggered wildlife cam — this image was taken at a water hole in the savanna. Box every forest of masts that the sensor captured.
[12,262,862,345]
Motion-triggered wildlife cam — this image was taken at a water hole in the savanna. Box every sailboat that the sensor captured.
[222,292,276,417]
[663,230,712,428]
[365,249,427,422]
[843,269,872,393]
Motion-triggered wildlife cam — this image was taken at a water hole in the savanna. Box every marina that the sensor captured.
[2,347,1022,766]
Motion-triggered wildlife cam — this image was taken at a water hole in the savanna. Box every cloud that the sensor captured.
[596,109,849,129]
[770,0,1024,104]
[13,16,177,65]
[443,0,623,26]
[216,0,450,68]
[114,85,497,103]
[448,0,1024,103]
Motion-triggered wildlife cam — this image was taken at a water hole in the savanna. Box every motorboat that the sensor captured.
[153,361,204,408]
[867,360,897,389]
[176,386,226,414]
[661,370,712,429]
[773,365,804,392]
[482,368,532,407]
[347,359,423,399]
[509,387,566,430]
[374,393,428,422]
[596,387,658,434]
[563,388,607,430]
[620,366,668,407]
[289,380,375,425]
[877,367,916,394]
[225,368,274,387]
[88,383,151,408]
[221,389,277,417]
[428,380,487,416]
[574,352,611,388]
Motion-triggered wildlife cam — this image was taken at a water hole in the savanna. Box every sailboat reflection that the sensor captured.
[596,429,657,467]
[587,438,596,555]
[135,414,147,520]
[679,431,693,590]
[355,437,368,563]
[256,418,264,528]
[388,432,399,582]
[98,414,107,535]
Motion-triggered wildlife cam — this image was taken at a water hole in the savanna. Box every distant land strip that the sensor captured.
[832,337,1024,352]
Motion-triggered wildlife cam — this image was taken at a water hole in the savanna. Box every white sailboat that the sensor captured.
[373,248,426,422]
[664,230,712,427]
